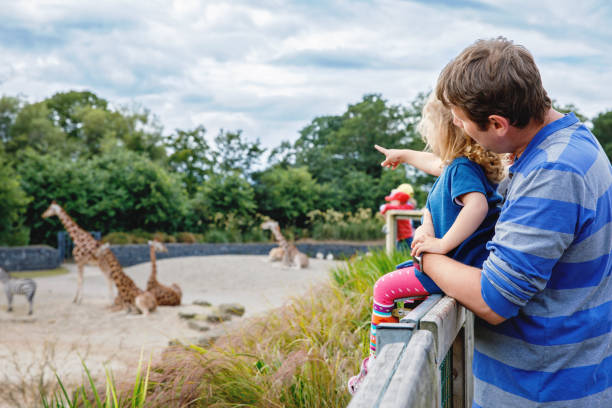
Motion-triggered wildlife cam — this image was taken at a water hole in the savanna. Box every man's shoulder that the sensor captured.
[518,121,604,178]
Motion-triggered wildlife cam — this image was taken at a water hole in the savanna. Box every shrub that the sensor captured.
[175,232,197,243]
[0,156,31,246]
[204,229,231,243]
[102,232,131,244]
[307,208,385,241]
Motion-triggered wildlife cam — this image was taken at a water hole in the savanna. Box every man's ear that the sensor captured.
[488,115,510,135]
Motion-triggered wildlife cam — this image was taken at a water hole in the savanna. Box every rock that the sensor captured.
[188,321,211,332]
[196,335,218,348]
[326,253,334,260]
[178,311,197,319]
[218,303,245,317]
[192,299,212,307]
[206,308,232,323]
[316,252,324,259]
[168,338,183,346]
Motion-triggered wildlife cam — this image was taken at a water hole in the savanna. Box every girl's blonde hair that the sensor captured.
[417,93,506,183]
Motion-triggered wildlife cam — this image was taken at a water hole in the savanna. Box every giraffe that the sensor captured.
[146,240,182,306]
[268,246,285,262]
[95,243,157,315]
[261,220,309,268]
[42,201,114,304]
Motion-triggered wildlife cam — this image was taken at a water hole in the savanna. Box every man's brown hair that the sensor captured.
[436,37,551,130]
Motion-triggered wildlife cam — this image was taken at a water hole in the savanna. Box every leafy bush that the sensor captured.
[308,208,385,241]
[253,166,320,228]
[101,232,132,245]
[0,156,31,245]
[17,149,190,245]
[175,232,197,243]
[189,173,257,229]
[203,229,231,243]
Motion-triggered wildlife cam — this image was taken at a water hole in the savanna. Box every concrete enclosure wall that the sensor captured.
[0,246,62,271]
[0,242,383,270]
[109,242,382,267]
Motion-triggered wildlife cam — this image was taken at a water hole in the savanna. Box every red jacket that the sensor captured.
[380,203,415,240]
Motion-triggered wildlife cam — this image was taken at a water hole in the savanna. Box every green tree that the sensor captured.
[17,149,189,244]
[91,149,189,233]
[45,90,109,139]
[46,91,166,161]
[592,110,612,161]
[0,95,22,146]
[189,173,257,230]
[253,166,320,228]
[211,129,265,177]
[290,93,427,184]
[166,126,213,195]
[0,156,31,245]
[6,102,68,156]
[267,93,430,215]
[4,91,167,161]
[69,105,167,161]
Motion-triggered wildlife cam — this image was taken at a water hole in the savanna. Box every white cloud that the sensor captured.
[1,0,611,152]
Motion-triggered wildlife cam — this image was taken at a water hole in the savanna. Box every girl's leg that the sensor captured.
[370,266,430,356]
[349,265,433,395]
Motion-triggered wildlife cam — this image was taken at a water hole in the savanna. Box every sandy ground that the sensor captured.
[0,255,340,407]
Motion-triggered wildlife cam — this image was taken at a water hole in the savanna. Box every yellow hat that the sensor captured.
[396,183,414,196]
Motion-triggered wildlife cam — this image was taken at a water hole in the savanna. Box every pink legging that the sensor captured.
[369,266,428,355]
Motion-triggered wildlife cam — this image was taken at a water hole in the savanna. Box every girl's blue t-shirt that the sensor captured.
[425,156,502,269]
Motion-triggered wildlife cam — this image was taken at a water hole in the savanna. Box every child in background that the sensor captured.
[379,183,416,251]
[348,93,506,394]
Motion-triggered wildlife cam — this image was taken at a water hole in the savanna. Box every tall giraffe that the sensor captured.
[146,240,182,306]
[261,220,309,268]
[42,201,114,304]
[96,243,157,315]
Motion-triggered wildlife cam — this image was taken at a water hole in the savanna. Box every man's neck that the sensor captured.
[513,108,564,159]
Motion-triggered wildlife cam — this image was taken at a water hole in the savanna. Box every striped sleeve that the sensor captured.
[481,164,589,318]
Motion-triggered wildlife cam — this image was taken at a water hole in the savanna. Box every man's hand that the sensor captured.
[374,144,404,170]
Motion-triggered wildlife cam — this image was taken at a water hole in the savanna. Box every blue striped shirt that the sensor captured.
[474,113,612,407]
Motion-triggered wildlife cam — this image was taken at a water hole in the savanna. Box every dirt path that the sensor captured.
[0,255,340,407]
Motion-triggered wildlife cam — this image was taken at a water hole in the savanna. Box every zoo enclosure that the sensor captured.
[348,209,474,408]
[57,231,101,260]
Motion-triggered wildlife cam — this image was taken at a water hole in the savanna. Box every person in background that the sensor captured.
[379,183,416,251]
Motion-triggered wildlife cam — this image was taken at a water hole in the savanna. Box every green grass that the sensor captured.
[43,248,413,407]
[10,267,68,279]
[41,351,151,408]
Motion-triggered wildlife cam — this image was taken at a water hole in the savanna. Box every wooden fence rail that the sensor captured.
[347,209,474,407]
[348,296,474,408]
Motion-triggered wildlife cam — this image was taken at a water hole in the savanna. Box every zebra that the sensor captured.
[0,267,37,315]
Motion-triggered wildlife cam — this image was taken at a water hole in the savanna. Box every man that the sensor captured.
[420,37,612,407]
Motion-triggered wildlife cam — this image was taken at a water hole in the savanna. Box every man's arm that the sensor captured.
[421,253,506,325]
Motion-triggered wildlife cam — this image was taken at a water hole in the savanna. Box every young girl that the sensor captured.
[347,93,506,394]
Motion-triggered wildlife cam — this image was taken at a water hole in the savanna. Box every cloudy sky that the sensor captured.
[1,0,611,150]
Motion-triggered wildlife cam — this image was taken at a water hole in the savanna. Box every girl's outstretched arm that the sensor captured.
[374,144,443,176]
[412,191,488,256]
